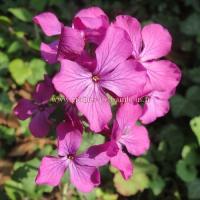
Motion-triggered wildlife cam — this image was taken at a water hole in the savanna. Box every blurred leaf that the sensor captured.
[188,67,200,84]
[190,116,200,145]
[8,8,33,22]
[0,15,12,25]
[176,160,197,182]
[8,59,31,85]
[8,41,22,54]
[0,92,12,114]
[181,13,200,36]
[28,59,46,85]
[30,0,48,11]
[187,179,200,199]
[4,179,24,200]
[150,175,166,196]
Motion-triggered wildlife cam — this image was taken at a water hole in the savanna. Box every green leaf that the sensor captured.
[0,15,12,25]
[28,59,46,85]
[150,176,166,196]
[8,8,32,22]
[187,179,200,199]
[188,67,200,84]
[176,160,197,182]
[113,168,150,196]
[8,59,32,85]
[190,116,200,146]
[4,180,24,200]
[8,41,22,54]
[0,92,12,113]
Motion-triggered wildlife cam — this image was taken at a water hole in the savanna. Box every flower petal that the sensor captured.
[73,6,109,44]
[69,162,100,192]
[29,109,53,137]
[33,12,61,36]
[120,125,150,156]
[76,141,119,167]
[52,59,92,102]
[95,25,132,75]
[140,24,172,61]
[100,59,146,97]
[143,60,181,92]
[32,76,55,104]
[56,121,82,156]
[115,15,142,58]
[76,83,112,132]
[110,149,133,180]
[40,41,58,64]
[57,26,85,60]
[14,99,36,120]
[140,90,171,124]
[35,156,67,186]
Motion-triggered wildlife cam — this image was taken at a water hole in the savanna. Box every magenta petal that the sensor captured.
[140,24,172,61]
[69,162,100,192]
[33,12,61,36]
[73,7,109,44]
[95,25,132,75]
[120,125,150,156]
[57,26,85,60]
[140,90,171,124]
[76,84,112,132]
[35,156,67,186]
[32,76,55,104]
[143,60,181,92]
[40,41,58,64]
[52,59,92,102]
[115,15,142,58]
[100,59,146,97]
[116,103,143,129]
[14,99,37,120]
[29,110,51,137]
[56,121,82,156]
[76,142,118,167]
[111,150,133,180]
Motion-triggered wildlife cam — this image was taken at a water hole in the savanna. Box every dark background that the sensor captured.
[0,0,200,199]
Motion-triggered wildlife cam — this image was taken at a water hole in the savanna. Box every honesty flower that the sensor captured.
[115,15,181,94]
[110,103,150,179]
[36,120,116,192]
[14,76,55,137]
[53,25,146,132]
[33,7,109,64]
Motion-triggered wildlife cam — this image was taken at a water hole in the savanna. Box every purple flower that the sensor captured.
[35,120,116,192]
[110,103,150,179]
[53,25,146,132]
[14,76,55,137]
[33,7,109,64]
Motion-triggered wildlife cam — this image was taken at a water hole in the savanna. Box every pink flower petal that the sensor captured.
[120,125,150,156]
[140,23,172,62]
[57,26,85,60]
[76,83,112,132]
[52,59,92,102]
[95,25,132,75]
[13,99,36,120]
[33,12,62,36]
[35,156,67,186]
[69,162,100,192]
[29,109,53,137]
[73,7,109,44]
[56,121,82,156]
[76,142,118,167]
[115,15,142,58]
[143,60,181,92]
[140,90,171,124]
[110,149,133,180]
[40,41,58,64]
[100,59,146,97]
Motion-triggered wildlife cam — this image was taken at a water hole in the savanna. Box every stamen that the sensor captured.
[92,75,100,82]
[67,154,74,160]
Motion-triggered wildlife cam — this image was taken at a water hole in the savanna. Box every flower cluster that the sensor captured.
[14,7,181,193]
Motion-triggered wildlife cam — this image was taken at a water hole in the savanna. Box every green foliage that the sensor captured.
[190,116,200,145]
